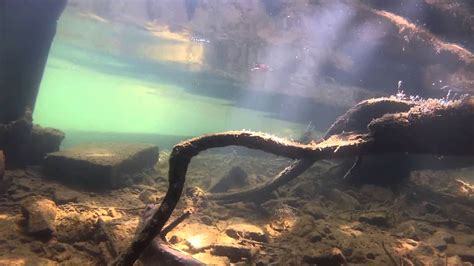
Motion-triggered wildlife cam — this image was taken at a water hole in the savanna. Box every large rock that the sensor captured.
[43,143,159,189]
[21,196,58,239]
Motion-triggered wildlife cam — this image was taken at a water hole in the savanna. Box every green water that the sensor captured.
[34,43,305,149]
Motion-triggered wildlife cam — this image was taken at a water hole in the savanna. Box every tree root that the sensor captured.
[208,158,316,202]
[115,97,474,265]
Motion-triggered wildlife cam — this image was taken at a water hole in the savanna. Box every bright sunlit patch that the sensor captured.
[187,234,205,250]
[144,24,190,43]
[78,12,109,24]
[338,224,363,237]
[455,179,474,195]
[0,213,13,221]
[0,258,27,266]
[140,42,204,65]
[394,239,418,253]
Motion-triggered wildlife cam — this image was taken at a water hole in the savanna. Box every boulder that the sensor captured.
[21,196,57,239]
[43,143,159,189]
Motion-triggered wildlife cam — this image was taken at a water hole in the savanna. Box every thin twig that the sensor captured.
[343,155,361,179]
[61,203,145,212]
[160,210,192,240]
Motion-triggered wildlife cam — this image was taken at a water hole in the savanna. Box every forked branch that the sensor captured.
[115,97,474,265]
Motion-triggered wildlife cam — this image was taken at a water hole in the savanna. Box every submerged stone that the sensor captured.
[53,188,82,204]
[43,143,159,189]
[21,196,57,239]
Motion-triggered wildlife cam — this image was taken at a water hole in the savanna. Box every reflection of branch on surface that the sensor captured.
[115,97,474,265]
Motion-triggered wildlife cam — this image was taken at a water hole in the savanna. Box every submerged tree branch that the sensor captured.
[210,97,415,202]
[115,97,474,265]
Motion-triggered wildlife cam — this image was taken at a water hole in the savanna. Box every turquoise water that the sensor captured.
[34,41,306,149]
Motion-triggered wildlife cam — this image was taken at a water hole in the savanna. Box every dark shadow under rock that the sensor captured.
[209,166,249,193]
[43,143,159,190]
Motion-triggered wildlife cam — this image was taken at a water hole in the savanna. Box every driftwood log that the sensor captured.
[115,96,474,265]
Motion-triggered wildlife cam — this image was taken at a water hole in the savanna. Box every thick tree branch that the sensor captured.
[210,97,415,202]
[115,97,474,265]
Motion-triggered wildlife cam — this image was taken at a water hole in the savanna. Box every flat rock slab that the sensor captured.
[43,143,159,189]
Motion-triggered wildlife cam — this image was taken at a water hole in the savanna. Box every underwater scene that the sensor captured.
[0,0,473,265]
